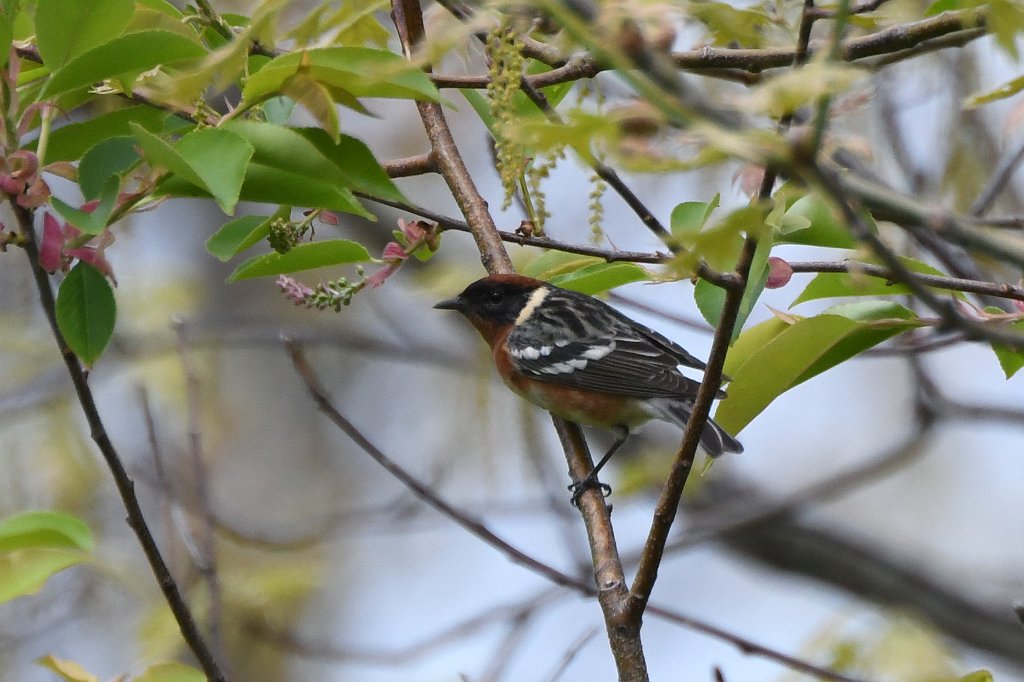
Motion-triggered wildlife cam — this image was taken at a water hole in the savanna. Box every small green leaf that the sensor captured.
[0,549,88,603]
[716,307,921,434]
[134,662,206,682]
[228,239,371,281]
[206,215,272,262]
[35,0,134,67]
[957,671,994,682]
[989,311,1024,378]
[522,250,602,280]
[35,655,100,682]
[174,128,254,214]
[549,262,650,295]
[132,125,254,214]
[694,233,772,338]
[78,136,139,200]
[0,511,93,553]
[55,262,116,366]
[671,194,720,236]
[965,74,1024,108]
[41,30,206,99]
[51,176,119,235]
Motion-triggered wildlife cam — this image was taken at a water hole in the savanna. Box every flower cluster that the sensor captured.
[276,273,365,312]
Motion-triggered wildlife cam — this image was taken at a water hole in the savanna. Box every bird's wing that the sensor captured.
[505,289,705,398]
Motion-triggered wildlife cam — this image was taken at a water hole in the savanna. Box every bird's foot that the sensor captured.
[569,476,611,506]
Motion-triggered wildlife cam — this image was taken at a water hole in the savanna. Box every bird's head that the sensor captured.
[434,274,548,347]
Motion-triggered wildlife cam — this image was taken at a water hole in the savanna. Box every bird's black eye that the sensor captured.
[485,289,504,306]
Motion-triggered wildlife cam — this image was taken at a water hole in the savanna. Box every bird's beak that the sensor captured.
[433,296,465,311]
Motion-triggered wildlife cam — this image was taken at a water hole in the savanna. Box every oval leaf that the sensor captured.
[0,511,93,553]
[716,308,921,434]
[549,261,650,295]
[228,239,371,281]
[55,262,116,366]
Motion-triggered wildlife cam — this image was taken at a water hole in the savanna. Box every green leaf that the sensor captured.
[51,176,120,235]
[694,232,772,338]
[241,46,440,109]
[989,312,1024,378]
[957,671,994,682]
[42,105,169,164]
[41,30,206,99]
[220,120,373,217]
[132,125,254,214]
[0,549,88,603]
[671,194,721,236]
[134,663,206,682]
[228,239,371,281]
[206,215,272,262]
[55,262,116,366]
[778,193,857,248]
[716,304,921,434]
[522,250,603,280]
[0,511,93,553]
[174,128,254,214]
[791,258,965,307]
[549,262,650,295]
[965,74,1024,108]
[78,136,139,200]
[294,128,406,203]
[34,0,134,67]
[35,655,100,682]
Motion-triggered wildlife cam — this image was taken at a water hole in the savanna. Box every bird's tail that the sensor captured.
[646,398,743,457]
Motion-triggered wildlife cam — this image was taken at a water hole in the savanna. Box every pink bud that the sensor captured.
[318,211,340,226]
[765,256,793,289]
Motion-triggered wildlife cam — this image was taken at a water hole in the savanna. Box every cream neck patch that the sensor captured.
[514,286,549,326]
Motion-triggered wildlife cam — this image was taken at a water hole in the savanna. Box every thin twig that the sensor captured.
[13,203,227,681]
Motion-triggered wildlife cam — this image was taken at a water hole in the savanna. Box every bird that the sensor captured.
[434,274,742,500]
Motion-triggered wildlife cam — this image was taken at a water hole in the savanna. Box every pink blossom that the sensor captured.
[381,241,407,263]
[276,275,314,305]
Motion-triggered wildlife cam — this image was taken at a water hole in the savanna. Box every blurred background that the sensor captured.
[2,1,1023,681]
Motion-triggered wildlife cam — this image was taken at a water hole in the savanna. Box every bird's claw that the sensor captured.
[569,477,612,506]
